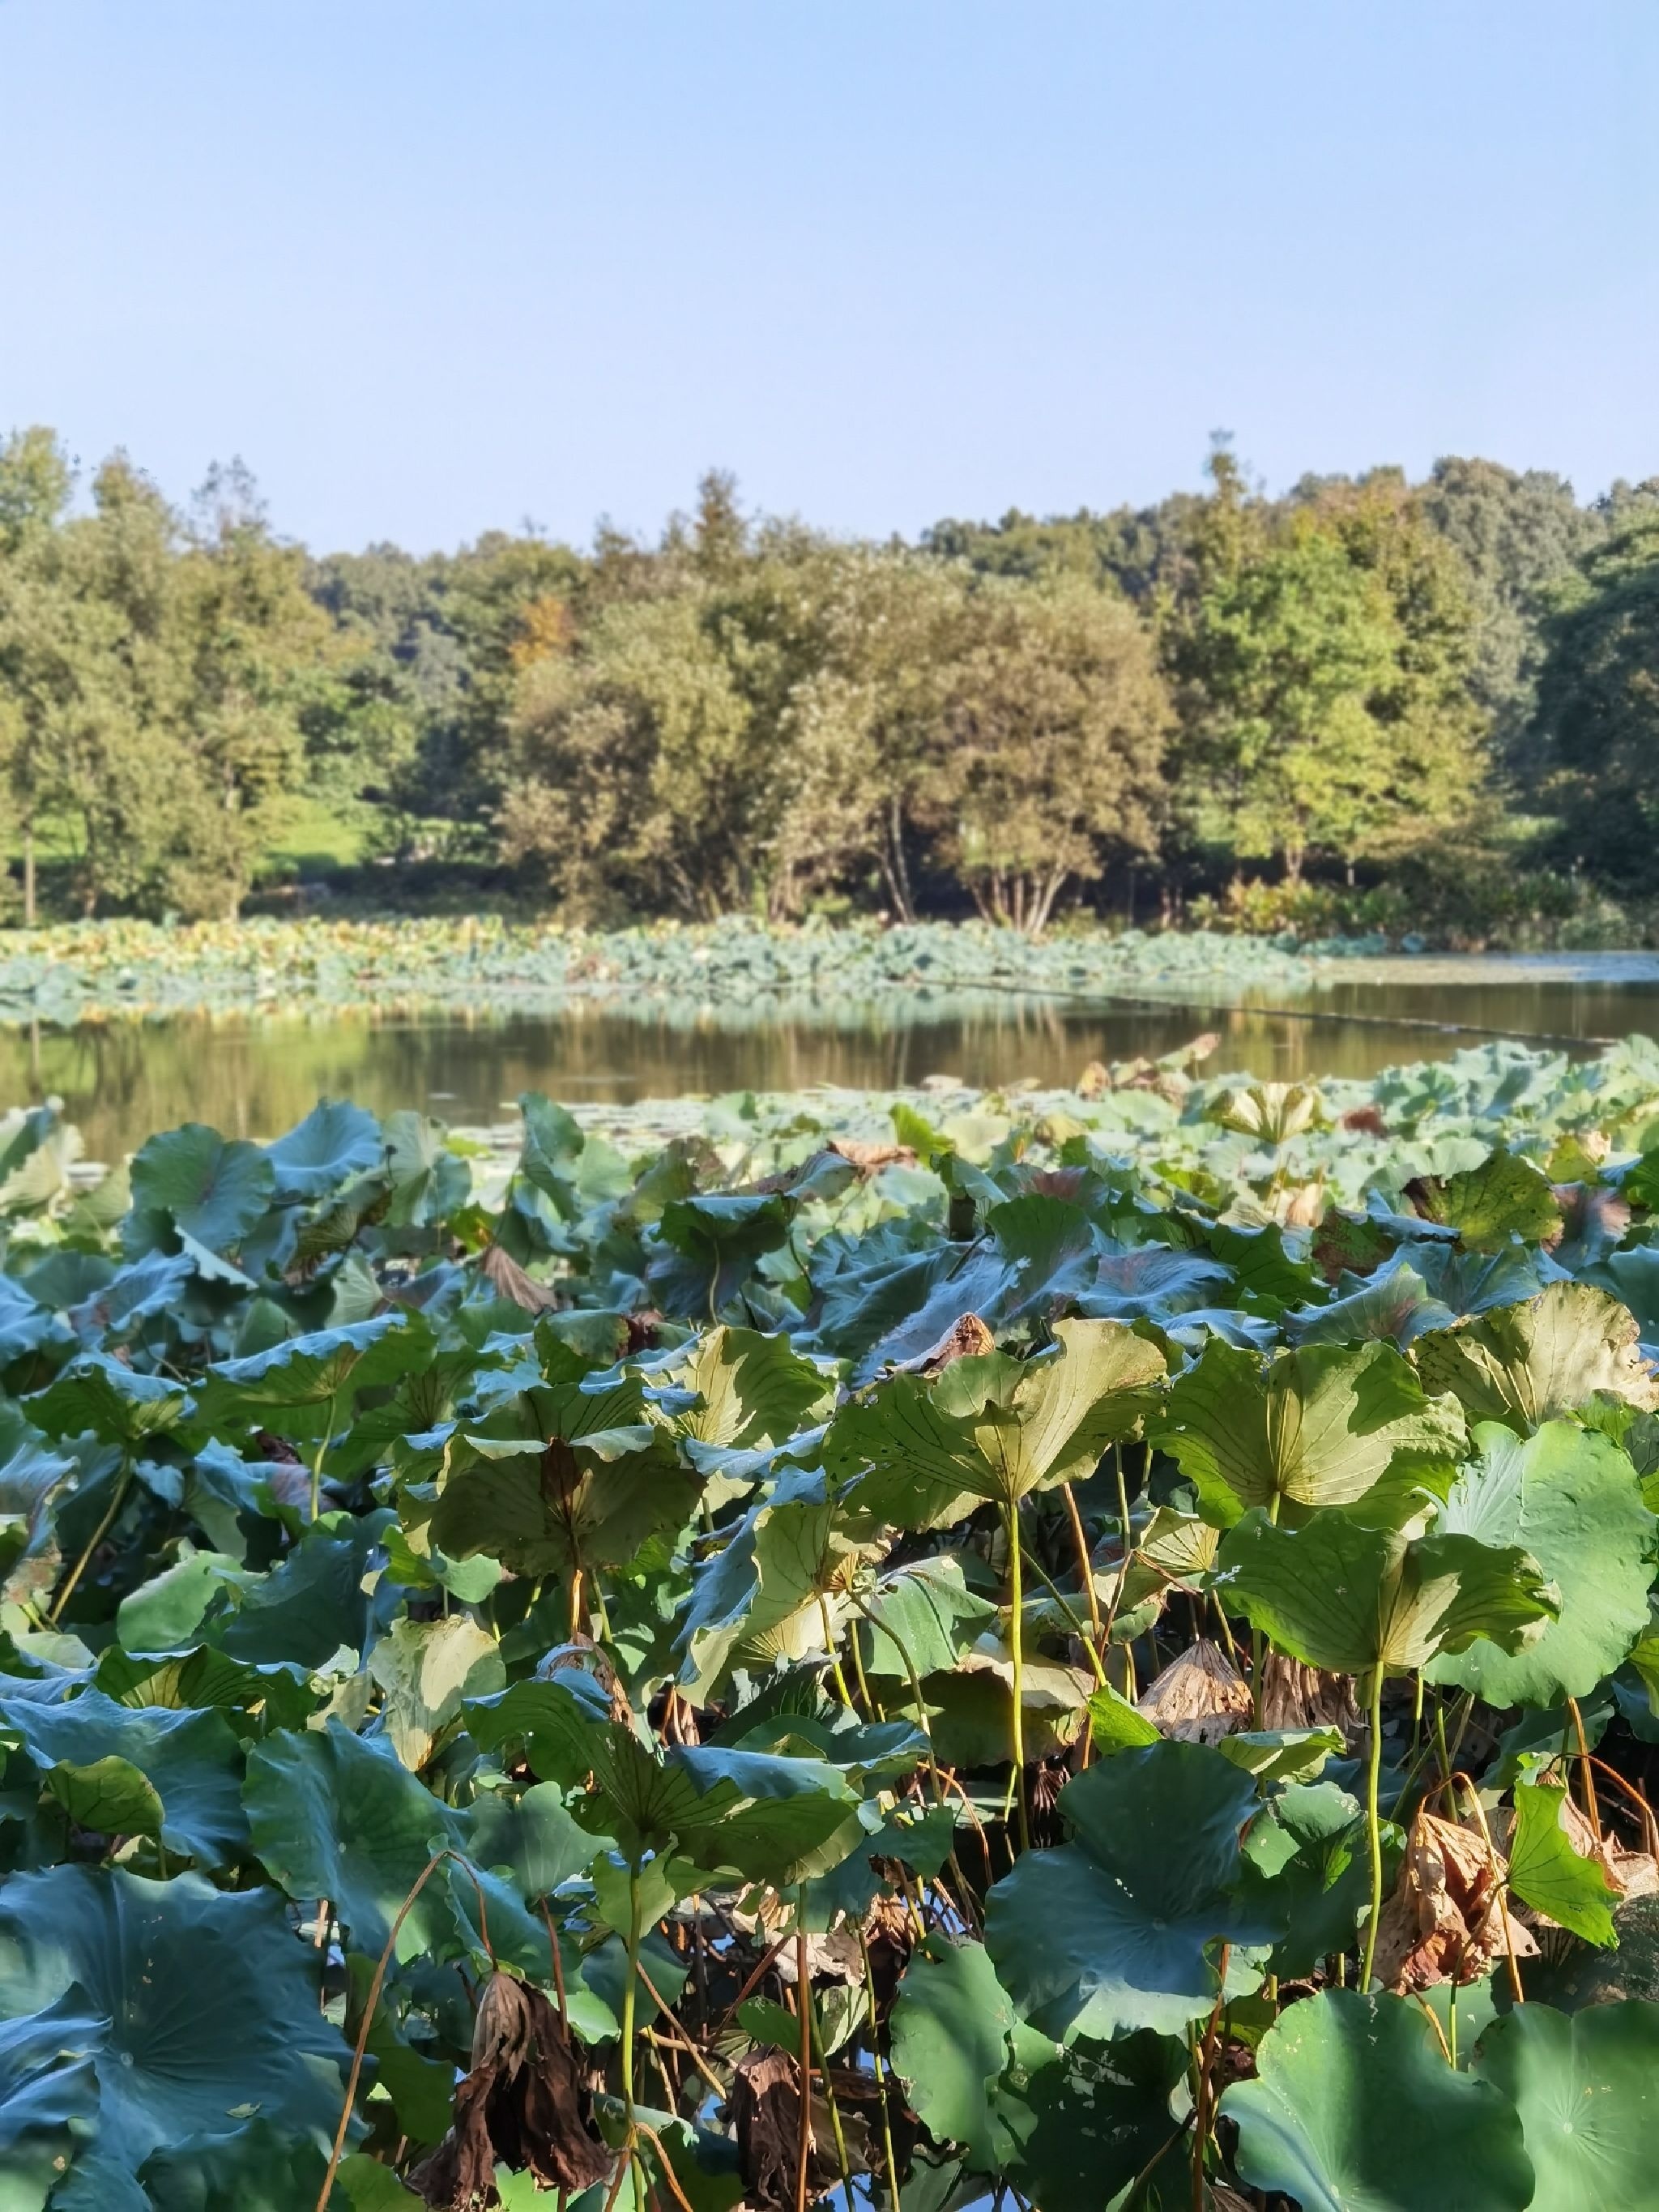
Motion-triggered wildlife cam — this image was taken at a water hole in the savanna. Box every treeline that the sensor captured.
[2,426,1657,935]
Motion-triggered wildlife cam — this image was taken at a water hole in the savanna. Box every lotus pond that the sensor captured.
[11,944,1659,1166]
[6,1037,1659,2206]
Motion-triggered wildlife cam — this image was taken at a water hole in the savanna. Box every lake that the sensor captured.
[11,952,1659,1161]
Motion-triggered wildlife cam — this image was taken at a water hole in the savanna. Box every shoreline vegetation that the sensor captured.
[8,430,1659,950]
[6,1035,1659,2206]
[2,914,1334,1029]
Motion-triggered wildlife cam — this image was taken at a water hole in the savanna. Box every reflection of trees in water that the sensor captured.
[0,977,1630,1159]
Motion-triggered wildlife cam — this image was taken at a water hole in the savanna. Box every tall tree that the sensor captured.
[1531,512,1659,891]
[924,575,1170,933]
[1172,450,1485,886]
[501,587,769,920]
[1417,457,1602,768]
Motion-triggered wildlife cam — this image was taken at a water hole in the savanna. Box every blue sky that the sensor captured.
[2,3,1656,553]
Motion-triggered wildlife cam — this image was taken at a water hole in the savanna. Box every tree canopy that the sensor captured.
[0,429,1654,931]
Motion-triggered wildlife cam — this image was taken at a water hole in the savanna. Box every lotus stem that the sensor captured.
[856,1919,902,2210]
[795,1891,812,2212]
[1567,1696,1602,1838]
[1017,1534,1106,1687]
[1005,1500,1030,1852]
[1360,1666,1385,1990]
[313,1847,495,2212]
[49,1454,132,1625]
[1060,1480,1104,1646]
[622,1866,644,2209]
[310,1390,338,1522]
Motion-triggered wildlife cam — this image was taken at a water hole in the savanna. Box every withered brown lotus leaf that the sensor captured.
[1136,1639,1251,1745]
[1372,1808,1536,1995]
[480,1242,564,1314]
[1257,1653,1361,1741]
[416,1972,611,2210]
[730,2046,842,2212]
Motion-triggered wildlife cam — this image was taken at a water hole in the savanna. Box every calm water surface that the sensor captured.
[10,961,1659,1160]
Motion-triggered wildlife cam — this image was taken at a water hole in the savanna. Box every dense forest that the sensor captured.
[2,425,1657,940]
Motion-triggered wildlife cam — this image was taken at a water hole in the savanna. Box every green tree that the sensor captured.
[925,575,1170,933]
[1531,511,1659,891]
[1173,451,1484,886]
[0,451,191,917]
[727,542,967,920]
[501,587,770,920]
[1418,457,1603,767]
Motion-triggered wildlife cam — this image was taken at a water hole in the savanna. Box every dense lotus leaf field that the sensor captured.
[6,1033,1659,2206]
[0,916,1322,1027]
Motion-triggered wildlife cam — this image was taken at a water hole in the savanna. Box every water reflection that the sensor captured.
[7,970,1659,1161]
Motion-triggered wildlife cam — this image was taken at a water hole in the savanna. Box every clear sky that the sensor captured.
[2,2,1656,555]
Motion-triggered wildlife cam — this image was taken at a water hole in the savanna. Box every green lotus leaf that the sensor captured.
[1075,1239,1232,1324]
[127,1124,276,1254]
[366,1613,506,1770]
[45,1754,168,1845]
[804,1801,957,1927]
[340,1954,456,2148]
[339,2149,424,2210]
[1584,1244,1659,1343]
[984,1740,1275,2040]
[467,1678,859,1882]
[463,1672,616,1790]
[194,1313,429,1430]
[30,1354,192,1449]
[132,2116,333,2211]
[45,2150,151,2212]
[1286,1259,1456,1349]
[834,1319,1162,1524]
[1154,1336,1464,1528]
[1414,1281,1658,1432]
[936,1317,1164,1503]
[0,1689,246,1865]
[922,1649,1094,1768]
[1013,2030,1188,2212]
[1084,1680,1161,1755]
[1473,1999,1659,2211]
[889,1937,1051,2171]
[648,1193,794,1317]
[433,1425,692,1579]
[212,1514,388,1668]
[0,1406,74,1607]
[1237,1779,1371,1975]
[824,1373,990,1529]
[666,1324,834,1464]
[1427,1421,1655,1706]
[1413,1147,1564,1253]
[114,1550,253,1650]
[93,1642,317,1732]
[0,1994,103,2212]
[655,1744,864,1885]
[855,1555,999,1684]
[812,1236,1011,1383]
[1218,1509,1556,1676]
[1221,1988,1533,2212]
[676,1466,873,1698]
[244,1720,466,1958]
[514,1091,587,1211]
[1508,1777,1619,1945]
[0,1275,62,1369]
[264,1099,383,1200]
[0,1866,347,2181]
[463,1781,594,1905]
[64,1250,193,1352]
[383,1108,471,1227]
